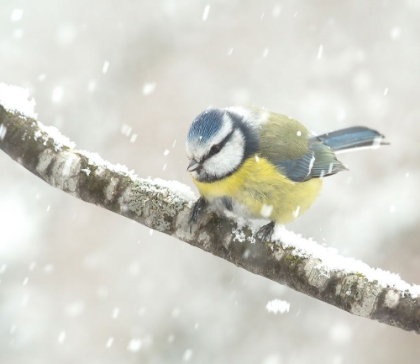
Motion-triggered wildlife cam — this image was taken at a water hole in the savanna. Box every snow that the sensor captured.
[43,264,54,273]
[58,331,66,343]
[151,178,196,203]
[106,337,114,348]
[0,83,37,119]
[112,307,120,319]
[260,204,273,218]
[87,80,96,92]
[273,226,420,297]
[183,349,193,361]
[14,28,24,39]
[266,299,290,314]
[272,4,281,18]
[0,124,7,140]
[308,156,316,173]
[317,44,324,59]
[102,61,110,73]
[78,149,195,204]
[293,205,300,218]
[78,150,197,210]
[232,224,248,243]
[51,86,64,103]
[202,4,210,21]
[262,354,282,364]
[127,338,142,352]
[143,82,156,95]
[10,9,23,21]
[121,123,132,137]
[128,262,140,276]
[64,300,85,317]
[34,122,76,150]
[57,25,77,45]
[390,27,401,40]
[78,150,137,178]
[329,323,353,344]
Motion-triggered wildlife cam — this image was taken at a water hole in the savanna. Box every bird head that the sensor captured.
[186,108,257,182]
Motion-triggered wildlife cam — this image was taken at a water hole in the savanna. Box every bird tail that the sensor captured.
[317,126,389,153]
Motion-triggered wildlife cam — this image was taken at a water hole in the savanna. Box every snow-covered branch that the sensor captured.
[1,83,419,334]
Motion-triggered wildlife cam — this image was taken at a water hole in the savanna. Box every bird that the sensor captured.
[186,106,388,240]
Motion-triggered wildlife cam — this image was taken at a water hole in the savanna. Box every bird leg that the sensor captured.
[257,221,275,242]
[188,196,208,232]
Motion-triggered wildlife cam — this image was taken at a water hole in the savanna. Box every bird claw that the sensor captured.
[188,197,208,232]
[257,221,275,242]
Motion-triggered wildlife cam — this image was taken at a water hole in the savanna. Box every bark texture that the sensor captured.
[1,104,420,334]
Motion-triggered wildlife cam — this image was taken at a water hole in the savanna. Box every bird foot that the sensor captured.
[257,221,275,242]
[188,197,208,232]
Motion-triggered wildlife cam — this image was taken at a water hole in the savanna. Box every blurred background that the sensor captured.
[1,0,420,363]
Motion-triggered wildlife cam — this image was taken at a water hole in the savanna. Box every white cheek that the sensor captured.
[203,131,245,178]
[190,170,199,179]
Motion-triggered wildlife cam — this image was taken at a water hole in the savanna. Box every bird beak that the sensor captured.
[187,159,201,172]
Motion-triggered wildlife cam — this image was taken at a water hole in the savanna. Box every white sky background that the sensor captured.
[1,1,420,363]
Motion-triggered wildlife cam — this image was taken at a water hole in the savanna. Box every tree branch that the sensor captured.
[1,87,419,334]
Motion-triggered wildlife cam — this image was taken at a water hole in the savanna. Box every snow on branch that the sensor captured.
[0,83,419,334]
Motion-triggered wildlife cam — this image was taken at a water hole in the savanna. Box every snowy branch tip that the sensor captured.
[0,82,37,119]
[274,226,420,298]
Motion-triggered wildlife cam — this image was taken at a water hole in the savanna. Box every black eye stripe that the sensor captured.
[203,129,235,161]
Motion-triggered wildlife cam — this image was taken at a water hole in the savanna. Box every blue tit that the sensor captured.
[186,106,388,239]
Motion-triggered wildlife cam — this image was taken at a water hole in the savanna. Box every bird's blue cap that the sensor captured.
[187,109,224,144]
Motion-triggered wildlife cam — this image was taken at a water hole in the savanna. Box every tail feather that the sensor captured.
[317,126,389,153]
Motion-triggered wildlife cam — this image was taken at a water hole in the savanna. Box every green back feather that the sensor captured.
[257,111,346,182]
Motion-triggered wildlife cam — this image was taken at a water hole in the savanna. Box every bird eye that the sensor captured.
[210,144,221,155]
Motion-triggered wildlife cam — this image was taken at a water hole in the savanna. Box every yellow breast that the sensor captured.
[192,156,322,224]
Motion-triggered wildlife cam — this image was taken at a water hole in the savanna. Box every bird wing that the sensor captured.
[257,111,346,182]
